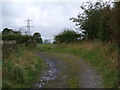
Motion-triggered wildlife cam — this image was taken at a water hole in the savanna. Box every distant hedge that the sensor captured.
[2,35,32,45]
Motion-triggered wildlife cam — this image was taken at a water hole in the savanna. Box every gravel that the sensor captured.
[33,51,103,88]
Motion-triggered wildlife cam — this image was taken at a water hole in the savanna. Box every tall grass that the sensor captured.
[2,46,45,88]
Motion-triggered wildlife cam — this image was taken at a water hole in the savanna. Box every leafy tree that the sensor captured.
[33,32,42,44]
[2,28,14,35]
[97,3,112,42]
[2,28,43,47]
[70,1,113,42]
[2,28,21,35]
[108,2,120,43]
[54,29,81,44]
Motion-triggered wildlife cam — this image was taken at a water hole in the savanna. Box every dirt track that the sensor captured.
[34,51,103,88]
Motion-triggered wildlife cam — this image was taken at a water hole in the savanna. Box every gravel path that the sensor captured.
[34,52,66,89]
[78,58,103,88]
[34,51,103,88]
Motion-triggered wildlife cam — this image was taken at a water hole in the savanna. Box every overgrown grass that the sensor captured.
[2,46,45,88]
[37,41,119,88]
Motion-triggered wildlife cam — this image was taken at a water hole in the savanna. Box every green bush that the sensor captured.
[55,29,82,44]
[2,35,32,45]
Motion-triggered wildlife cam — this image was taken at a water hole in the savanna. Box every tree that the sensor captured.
[33,32,42,44]
[54,29,81,44]
[2,28,21,35]
[2,28,14,35]
[70,1,113,42]
[108,2,120,43]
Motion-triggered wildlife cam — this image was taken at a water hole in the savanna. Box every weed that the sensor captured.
[2,46,45,88]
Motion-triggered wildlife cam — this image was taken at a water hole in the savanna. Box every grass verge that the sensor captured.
[2,46,45,88]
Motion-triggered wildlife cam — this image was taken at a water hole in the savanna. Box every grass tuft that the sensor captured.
[2,46,45,88]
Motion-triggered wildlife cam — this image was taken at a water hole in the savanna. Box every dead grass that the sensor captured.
[60,41,118,70]
[3,47,45,88]
[9,50,35,67]
[67,42,118,88]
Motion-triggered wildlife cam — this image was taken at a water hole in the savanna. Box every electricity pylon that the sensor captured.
[24,19,34,35]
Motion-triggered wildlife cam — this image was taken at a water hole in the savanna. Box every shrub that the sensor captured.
[55,29,81,44]
[2,35,32,45]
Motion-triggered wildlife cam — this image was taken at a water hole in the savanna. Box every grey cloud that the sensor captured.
[2,2,82,39]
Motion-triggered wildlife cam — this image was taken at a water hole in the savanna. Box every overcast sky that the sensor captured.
[1,0,111,39]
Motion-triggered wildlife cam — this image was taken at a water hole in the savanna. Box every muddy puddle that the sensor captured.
[33,52,60,89]
[34,63,57,89]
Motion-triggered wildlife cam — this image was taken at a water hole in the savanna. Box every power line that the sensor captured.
[24,19,34,35]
